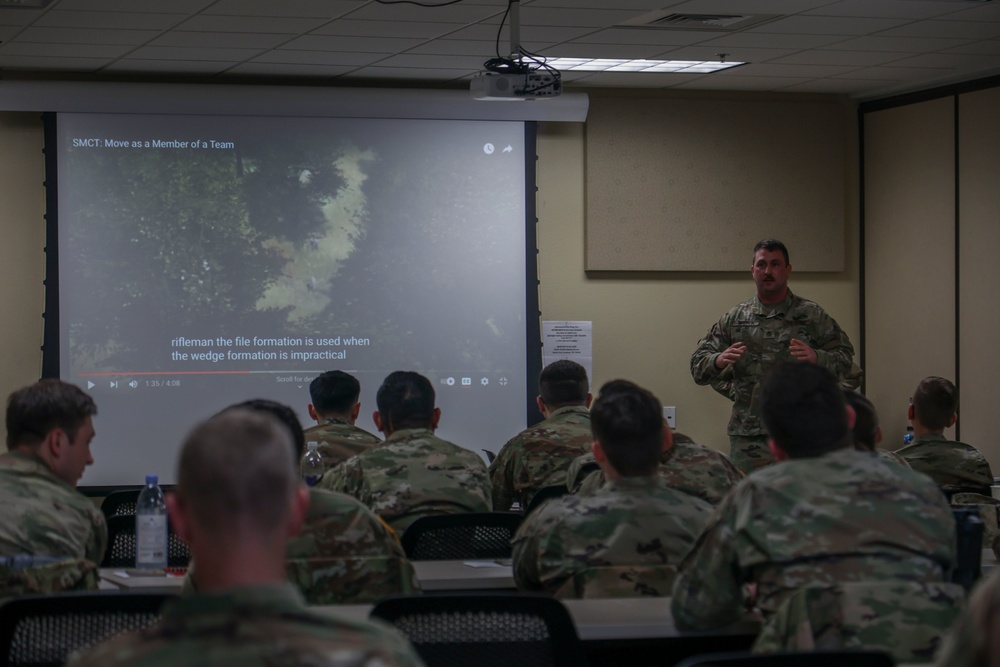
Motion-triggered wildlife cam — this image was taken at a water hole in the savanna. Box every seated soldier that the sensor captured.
[321,371,491,532]
[69,409,422,667]
[565,426,743,506]
[490,360,593,510]
[303,370,380,472]
[0,380,105,593]
[896,376,993,498]
[673,363,956,632]
[843,390,910,467]
[511,380,712,597]
[213,399,418,603]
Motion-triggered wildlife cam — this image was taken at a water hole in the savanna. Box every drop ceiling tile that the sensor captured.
[311,20,454,39]
[802,0,965,20]
[16,26,159,45]
[103,58,232,73]
[126,45,263,61]
[701,32,847,49]
[886,51,990,69]
[0,41,131,58]
[538,42,672,59]
[406,39,502,56]
[881,20,1000,40]
[250,49,381,66]
[148,31,290,49]
[823,35,970,52]
[0,54,110,70]
[204,0,363,19]
[372,53,487,70]
[942,39,1000,56]
[34,10,183,30]
[343,3,503,24]
[173,15,328,33]
[570,27,723,46]
[280,34,425,53]
[748,15,909,35]
[0,8,46,26]
[346,65,472,81]
[54,0,212,12]
[222,61,358,76]
[664,0,830,13]
[770,49,906,67]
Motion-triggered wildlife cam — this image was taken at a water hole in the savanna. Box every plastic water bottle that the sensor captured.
[903,425,914,445]
[135,475,168,570]
[301,441,323,486]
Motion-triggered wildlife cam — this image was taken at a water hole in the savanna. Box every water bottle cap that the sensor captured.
[146,474,158,485]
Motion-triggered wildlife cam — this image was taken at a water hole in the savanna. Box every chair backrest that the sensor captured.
[370,592,587,667]
[285,554,421,604]
[523,485,569,518]
[752,580,966,663]
[400,512,523,561]
[674,650,895,667]
[99,489,142,519]
[101,515,191,568]
[951,505,985,591]
[553,563,678,599]
[0,592,173,667]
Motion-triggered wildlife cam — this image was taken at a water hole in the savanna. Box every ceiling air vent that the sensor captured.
[618,12,781,31]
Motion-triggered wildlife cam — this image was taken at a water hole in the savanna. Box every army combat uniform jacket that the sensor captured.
[896,433,994,497]
[671,448,956,631]
[566,431,744,506]
[320,427,491,533]
[67,583,425,667]
[690,291,855,437]
[303,418,380,473]
[489,405,593,511]
[0,451,107,566]
[512,475,712,596]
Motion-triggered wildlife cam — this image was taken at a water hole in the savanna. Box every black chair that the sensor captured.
[523,485,569,517]
[371,592,587,667]
[400,512,523,561]
[99,489,142,519]
[674,650,895,667]
[0,592,173,667]
[101,515,191,568]
[952,506,984,591]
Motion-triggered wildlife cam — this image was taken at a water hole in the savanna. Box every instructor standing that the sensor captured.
[690,239,854,473]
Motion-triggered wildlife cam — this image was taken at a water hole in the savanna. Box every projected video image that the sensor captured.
[55,113,532,486]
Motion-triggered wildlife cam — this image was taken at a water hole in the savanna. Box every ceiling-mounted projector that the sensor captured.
[470,71,562,101]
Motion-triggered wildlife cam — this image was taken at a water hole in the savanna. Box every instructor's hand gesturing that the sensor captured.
[714,343,747,369]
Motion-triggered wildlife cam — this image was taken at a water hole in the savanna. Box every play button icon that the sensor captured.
[87,381,95,389]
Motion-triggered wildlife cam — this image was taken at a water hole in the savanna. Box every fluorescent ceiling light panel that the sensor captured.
[546,58,745,73]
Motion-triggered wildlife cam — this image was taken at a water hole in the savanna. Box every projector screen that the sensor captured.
[46,111,540,489]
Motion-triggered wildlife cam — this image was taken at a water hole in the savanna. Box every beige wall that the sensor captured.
[0,112,46,452]
[0,100,861,456]
[862,84,1000,470]
[538,113,860,453]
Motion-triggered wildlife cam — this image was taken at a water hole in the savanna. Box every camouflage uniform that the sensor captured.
[0,451,107,584]
[877,448,911,467]
[934,566,1000,667]
[565,431,744,506]
[511,475,713,597]
[303,418,381,473]
[489,405,592,511]
[671,447,956,632]
[319,427,491,533]
[895,433,994,496]
[67,582,425,667]
[690,291,855,473]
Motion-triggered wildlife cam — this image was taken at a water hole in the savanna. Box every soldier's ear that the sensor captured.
[430,407,441,430]
[166,492,192,545]
[373,411,385,434]
[286,486,310,538]
[768,439,788,462]
[584,393,593,409]
[845,404,857,430]
[351,403,361,422]
[947,413,957,429]
[307,404,319,422]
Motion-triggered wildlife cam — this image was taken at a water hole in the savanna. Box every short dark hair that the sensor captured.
[760,363,849,458]
[844,390,879,452]
[309,371,361,416]
[221,398,305,462]
[753,239,790,265]
[590,379,663,477]
[912,376,958,431]
[376,371,435,431]
[538,360,589,407]
[6,379,97,449]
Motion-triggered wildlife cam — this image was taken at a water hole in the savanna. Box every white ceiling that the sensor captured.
[1,0,999,100]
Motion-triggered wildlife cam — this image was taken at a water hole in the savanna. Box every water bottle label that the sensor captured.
[136,514,168,564]
[304,474,321,487]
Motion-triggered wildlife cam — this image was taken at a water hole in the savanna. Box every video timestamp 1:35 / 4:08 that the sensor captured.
[144,379,182,387]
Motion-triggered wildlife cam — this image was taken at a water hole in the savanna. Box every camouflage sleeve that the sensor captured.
[86,510,108,565]
[318,457,364,502]
[510,508,553,592]
[671,489,748,630]
[488,436,520,511]
[691,317,731,386]
[809,309,854,381]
